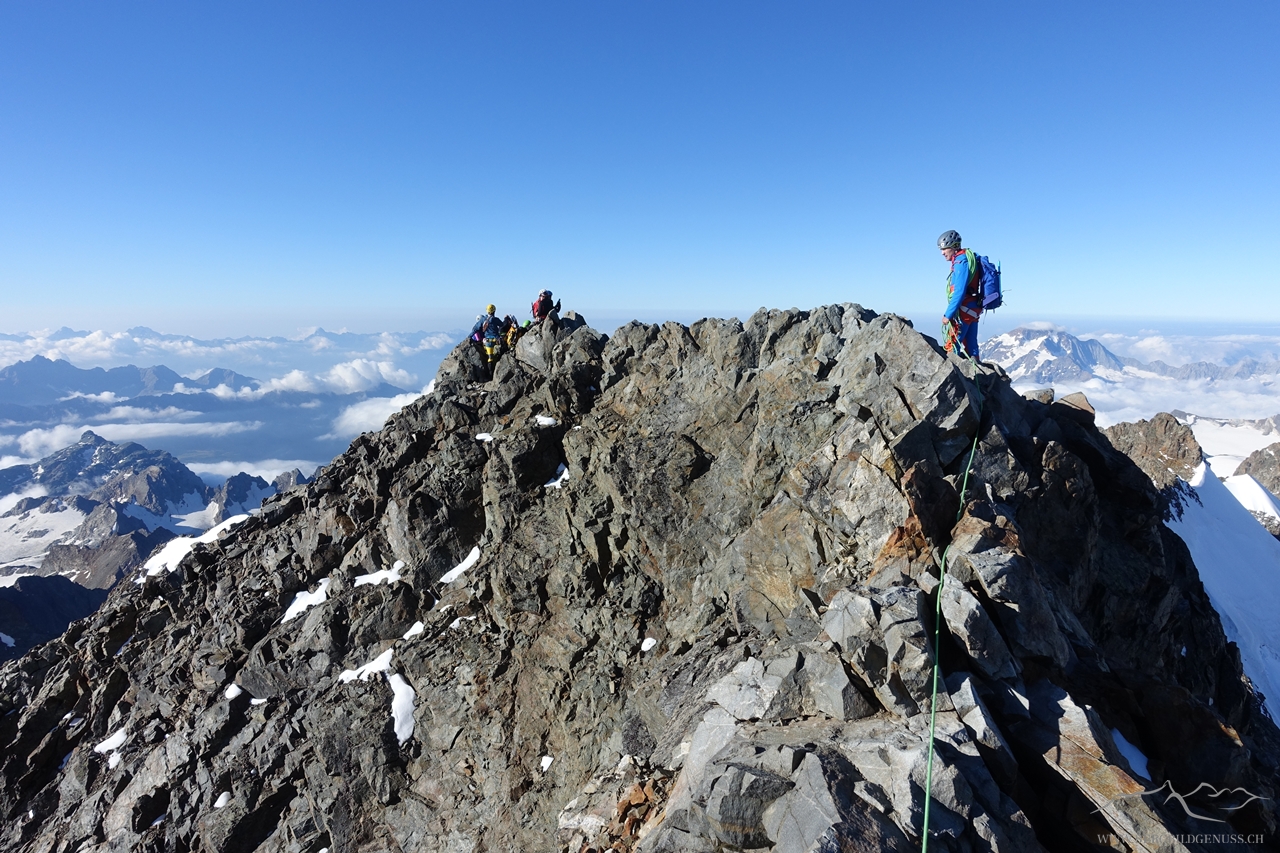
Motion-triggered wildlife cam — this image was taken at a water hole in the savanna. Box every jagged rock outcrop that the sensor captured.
[1,307,1276,853]
[272,469,311,493]
[1236,442,1280,496]
[1104,413,1203,491]
[42,523,176,591]
[1105,418,1280,540]
[1103,413,1204,520]
[1244,506,1280,541]
[210,474,277,525]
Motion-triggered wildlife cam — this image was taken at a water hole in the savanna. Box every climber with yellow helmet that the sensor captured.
[470,304,509,375]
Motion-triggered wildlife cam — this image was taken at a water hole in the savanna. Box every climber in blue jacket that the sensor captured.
[938,230,983,359]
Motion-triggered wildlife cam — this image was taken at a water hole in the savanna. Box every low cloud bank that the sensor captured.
[0,328,455,379]
[1086,331,1280,368]
[1,421,263,459]
[325,389,428,439]
[1015,376,1280,429]
[188,459,321,483]
[179,359,419,401]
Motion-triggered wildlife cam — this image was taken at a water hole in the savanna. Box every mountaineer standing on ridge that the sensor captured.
[938,229,1001,359]
[470,304,508,374]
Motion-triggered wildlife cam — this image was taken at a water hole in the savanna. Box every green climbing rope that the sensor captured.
[921,364,986,853]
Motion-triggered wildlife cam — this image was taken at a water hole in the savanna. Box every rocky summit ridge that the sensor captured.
[1,306,1277,853]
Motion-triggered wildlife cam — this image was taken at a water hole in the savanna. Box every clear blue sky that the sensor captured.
[1,1,1276,336]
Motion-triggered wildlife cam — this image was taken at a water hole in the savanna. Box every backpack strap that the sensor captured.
[962,250,981,297]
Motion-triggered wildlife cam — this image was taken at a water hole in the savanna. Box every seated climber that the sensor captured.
[531,289,561,324]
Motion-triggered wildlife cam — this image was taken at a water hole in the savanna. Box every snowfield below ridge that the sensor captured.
[1168,463,1280,711]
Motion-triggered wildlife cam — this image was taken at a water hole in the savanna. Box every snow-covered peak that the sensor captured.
[983,327,1126,385]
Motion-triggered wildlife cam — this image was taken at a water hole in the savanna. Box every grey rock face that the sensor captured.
[1104,412,1203,487]
[940,579,1018,681]
[210,472,276,523]
[1,306,1276,853]
[272,468,312,492]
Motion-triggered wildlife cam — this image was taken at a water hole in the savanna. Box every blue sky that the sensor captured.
[1,1,1276,337]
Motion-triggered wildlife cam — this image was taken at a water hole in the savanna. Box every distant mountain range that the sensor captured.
[0,341,438,661]
[984,326,1280,385]
[980,324,1280,437]
[0,334,452,663]
[0,355,257,405]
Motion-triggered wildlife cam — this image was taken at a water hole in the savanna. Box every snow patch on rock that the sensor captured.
[388,673,416,744]
[353,560,404,587]
[93,728,126,755]
[339,648,395,683]
[138,514,250,583]
[439,547,480,584]
[282,576,332,622]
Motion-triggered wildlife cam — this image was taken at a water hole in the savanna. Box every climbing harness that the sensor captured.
[921,356,987,853]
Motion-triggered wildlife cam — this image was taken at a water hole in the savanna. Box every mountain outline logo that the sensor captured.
[1101,780,1269,823]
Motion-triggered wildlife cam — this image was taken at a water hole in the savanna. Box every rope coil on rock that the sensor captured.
[921,362,986,853]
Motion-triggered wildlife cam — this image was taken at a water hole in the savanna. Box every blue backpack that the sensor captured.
[971,254,1003,311]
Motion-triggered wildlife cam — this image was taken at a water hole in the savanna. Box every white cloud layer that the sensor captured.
[1084,331,1280,367]
[0,328,455,378]
[11,421,262,458]
[182,360,418,401]
[58,391,122,403]
[321,359,418,394]
[0,486,48,515]
[88,406,200,423]
[326,389,428,439]
[1014,375,1280,429]
[187,459,321,482]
